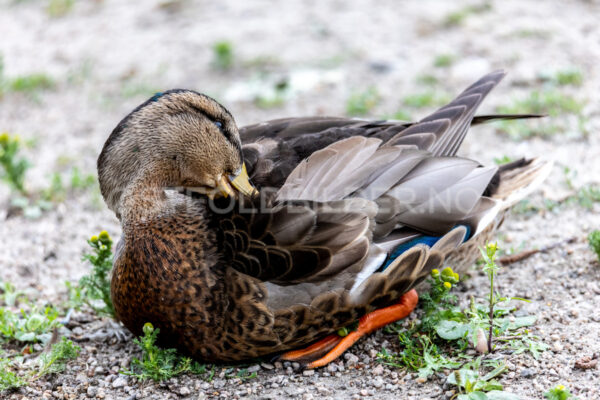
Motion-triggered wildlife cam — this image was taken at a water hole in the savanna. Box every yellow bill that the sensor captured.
[226,163,258,197]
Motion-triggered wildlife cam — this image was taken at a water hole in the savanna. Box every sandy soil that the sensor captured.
[1,0,600,399]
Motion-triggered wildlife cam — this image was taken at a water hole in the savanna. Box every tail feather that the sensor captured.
[472,157,553,237]
[472,113,545,125]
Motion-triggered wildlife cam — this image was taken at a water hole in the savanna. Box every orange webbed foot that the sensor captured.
[279,289,419,369]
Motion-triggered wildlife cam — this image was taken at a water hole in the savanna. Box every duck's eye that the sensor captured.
[214,121,223,130]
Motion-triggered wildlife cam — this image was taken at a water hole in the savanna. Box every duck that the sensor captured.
[97,70,551,368]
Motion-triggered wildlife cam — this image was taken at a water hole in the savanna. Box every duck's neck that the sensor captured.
[118,169,180,225]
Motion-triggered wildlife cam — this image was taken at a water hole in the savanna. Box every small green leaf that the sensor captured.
[435,319,468,340]
[510,316,537,329]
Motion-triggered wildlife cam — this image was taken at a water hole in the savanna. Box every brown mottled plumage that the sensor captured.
[98,71,551,363]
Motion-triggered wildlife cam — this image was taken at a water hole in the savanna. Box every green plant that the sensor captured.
[447,358,520,400]
[513,182,600,215]
[443,3,492,27]
[588,230,600,262]
[391,110,412,121]
[417,74,439,85]
[544,384,574,400]
[0,356,25,391]
[224,367,258,382]
[378,335,460,378]
[46,0,75,17]
[0,337,79,392]
[378,244,544,390]
[493,155,513,165]
[554,69,583,87]
[254,79,289,109]
[212,41,234,70]
[0,133,29,194]
[481,243,498,352]
[78,231,115,316]
[346,87,380,116]
[41,172,66,202]
[41,167,97,202]
[498,90,583,116]
[70,167,97,190]
[125,323,212,382]
[0,305,60,343]
[0,282,26,307]
[495,89,586,140]
[403,91,451,109]
[433,54,455,68]
[34,337,80,379]
[9,74,54,93]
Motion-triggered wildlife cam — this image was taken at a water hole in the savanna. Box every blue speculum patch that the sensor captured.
[379,225,471,271]
[150,92,164,102]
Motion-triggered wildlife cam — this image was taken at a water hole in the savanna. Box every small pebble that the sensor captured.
[302,370,315,377]
[344,353,359,364]
[371,365,384,375]
[520,368,536,378]
[553,341,564,352]
[247,365,261,373]
[372,377,383,388]
[86,386,97,398]
[111,377,127,389]
[179,386,191,396]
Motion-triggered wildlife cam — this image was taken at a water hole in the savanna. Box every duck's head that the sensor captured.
[97,90,257,219]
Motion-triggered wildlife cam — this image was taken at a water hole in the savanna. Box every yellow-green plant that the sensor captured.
[78,231,115,316]
[0,133,29,194]
[544,384,573,400]
[212,41,234,70]
[125,323,213,382]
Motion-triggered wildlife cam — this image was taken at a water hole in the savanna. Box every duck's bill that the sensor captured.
[224,163,258,197]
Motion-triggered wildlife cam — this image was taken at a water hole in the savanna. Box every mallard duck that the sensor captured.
[97,70,551,368]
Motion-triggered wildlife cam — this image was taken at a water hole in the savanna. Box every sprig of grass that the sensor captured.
[433,54,455,68]
[447,357,518,400]
[513,183,600,215]
[480,243,499,352]
[346,87,380,116]
[0,133,29,194]
[0,54,55,99]
[124,323,213,382]
[493,155,514,165]
[9,74,55,93]
[0,337,79,392]
[495,89,586,140]
[588,230,600,263]
[443,3,492,28]
[497,90,583,116]
[0,356,26,391]
[41,167,98,202]
[403,91,451,109]
[0,282,27,308]
[254,79,289,109]
[46,0,75,17]
[553,69,583,87]
[33,337,80,379]
[212,41,234,70]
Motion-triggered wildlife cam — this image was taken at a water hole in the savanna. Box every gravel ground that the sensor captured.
[1,0,600,399]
